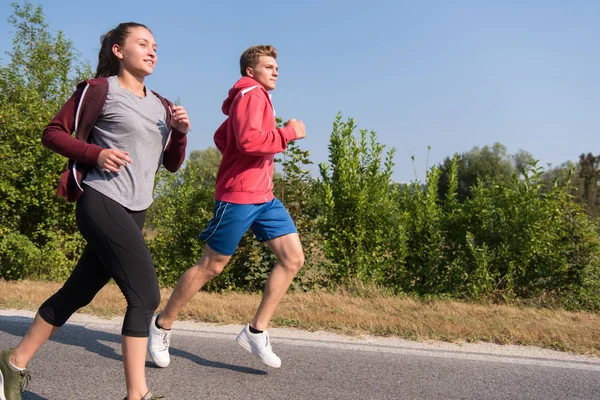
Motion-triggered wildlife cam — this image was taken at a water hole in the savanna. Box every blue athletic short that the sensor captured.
[199,198,297,256]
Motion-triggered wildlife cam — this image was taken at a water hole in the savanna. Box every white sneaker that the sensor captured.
[148,314,171,368]
[236,324,281,368]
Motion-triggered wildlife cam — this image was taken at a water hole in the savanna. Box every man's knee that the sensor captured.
[200,263,225,279]
[283,251,304,273]
[193,252,229,279]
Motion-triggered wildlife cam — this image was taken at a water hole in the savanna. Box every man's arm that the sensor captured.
[232,94,297,156]
[214,120,228,154]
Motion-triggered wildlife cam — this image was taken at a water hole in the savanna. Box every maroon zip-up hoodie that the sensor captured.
[42,78,187,202]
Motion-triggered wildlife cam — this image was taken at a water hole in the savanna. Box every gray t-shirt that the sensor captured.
[83,75,169,211]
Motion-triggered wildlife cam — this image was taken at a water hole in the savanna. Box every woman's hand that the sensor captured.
[171,105,190,134]
[97,149,132,173]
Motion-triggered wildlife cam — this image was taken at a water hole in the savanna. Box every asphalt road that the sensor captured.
[1,310,599,400]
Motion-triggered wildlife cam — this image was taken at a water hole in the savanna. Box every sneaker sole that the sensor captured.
[148,350,170,368]
[236,336,281,368]
[0,368,6,400]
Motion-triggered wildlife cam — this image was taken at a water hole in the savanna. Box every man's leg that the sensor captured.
[157,246,231,329]
[236,232,304,368]
[150,201,259,368]
[252,233,304,330]
[148,245,231,367]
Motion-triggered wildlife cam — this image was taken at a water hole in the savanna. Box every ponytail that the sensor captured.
[95,22,150,78]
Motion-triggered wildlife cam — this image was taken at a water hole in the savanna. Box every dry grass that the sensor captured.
[1,280,599,356]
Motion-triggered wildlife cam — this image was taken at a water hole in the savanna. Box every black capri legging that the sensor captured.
[39,185,160,337]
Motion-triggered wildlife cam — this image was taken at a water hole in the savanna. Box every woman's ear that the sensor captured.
[112,44,123,60]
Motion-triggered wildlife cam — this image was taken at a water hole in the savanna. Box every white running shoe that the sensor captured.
[148,314,171,368]
[236,324,281,368]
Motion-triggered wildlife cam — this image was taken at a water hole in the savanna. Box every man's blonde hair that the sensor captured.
[240,45,278,76]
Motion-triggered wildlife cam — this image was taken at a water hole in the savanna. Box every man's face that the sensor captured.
[247,56,279,91]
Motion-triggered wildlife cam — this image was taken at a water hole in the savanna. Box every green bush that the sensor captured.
[319,113,401,283]
[146,162,215,287]
[34,232,85,281]
[275,140,333,291]
[0,232,40,280]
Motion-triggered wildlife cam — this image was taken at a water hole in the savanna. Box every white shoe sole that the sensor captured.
[0,368,6,400]
[236,336,281,368]
[148,351,170,368]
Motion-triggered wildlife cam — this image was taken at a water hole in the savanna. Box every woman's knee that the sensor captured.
[145,285,161,313]
[39,292,94,327]
[121,275,160,315]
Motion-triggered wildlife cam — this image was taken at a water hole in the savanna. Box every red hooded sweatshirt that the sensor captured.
[214,76,297,204]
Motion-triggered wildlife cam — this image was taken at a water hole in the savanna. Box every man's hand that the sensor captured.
[287,118,306,140]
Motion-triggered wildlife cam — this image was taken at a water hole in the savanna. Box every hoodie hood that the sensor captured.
[221,76,266,115]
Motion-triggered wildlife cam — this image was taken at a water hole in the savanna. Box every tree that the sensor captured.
[577,152,600,221]
[541,161,576,188]
[0,1,91,279]
[513,149,536,176]
[183,147,222,186]
[438,142,516,201]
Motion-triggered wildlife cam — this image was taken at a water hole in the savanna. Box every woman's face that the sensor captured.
[113,27,157,78]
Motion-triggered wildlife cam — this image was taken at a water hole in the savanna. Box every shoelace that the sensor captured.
[263,332,273,352]
[159,330,171,351]
[19,369,31,392]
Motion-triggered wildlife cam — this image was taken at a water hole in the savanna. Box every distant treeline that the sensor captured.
[2,2,599,311]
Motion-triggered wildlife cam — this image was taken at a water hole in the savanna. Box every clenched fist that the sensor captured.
[287,118,306,140]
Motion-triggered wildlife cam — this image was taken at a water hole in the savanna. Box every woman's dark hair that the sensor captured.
[95,22,150,78]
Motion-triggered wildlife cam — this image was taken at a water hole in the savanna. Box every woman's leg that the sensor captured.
[122,336,151,399]
[13,246,111,368]
[76,187,160,400]
[9,315,57,369]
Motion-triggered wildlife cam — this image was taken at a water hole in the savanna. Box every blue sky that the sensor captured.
[1,0,598,183]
